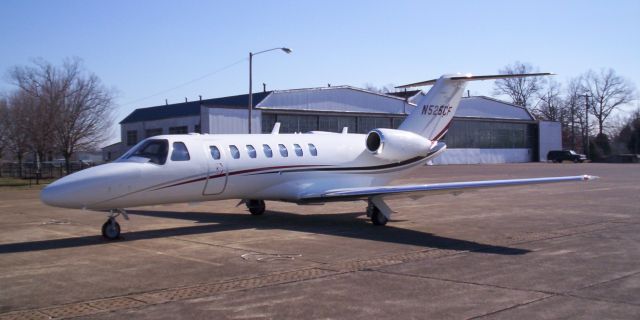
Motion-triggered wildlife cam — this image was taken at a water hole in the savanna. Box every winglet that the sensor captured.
[271,122,281,134]
[342,127,349,134]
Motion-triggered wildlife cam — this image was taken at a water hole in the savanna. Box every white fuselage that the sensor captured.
[41,132,441,210]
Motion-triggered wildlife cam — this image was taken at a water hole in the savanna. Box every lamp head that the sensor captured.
[281,47,292,54]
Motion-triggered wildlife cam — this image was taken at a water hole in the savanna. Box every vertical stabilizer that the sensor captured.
[396,73,552,141]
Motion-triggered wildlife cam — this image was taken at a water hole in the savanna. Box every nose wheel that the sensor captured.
[102,218,121,240]
[101,209,128,240]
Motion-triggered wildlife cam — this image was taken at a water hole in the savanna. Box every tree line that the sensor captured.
[0,58,115,177]
[493,62,637,160]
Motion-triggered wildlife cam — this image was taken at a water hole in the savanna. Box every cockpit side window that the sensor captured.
[125,139,169,165]
[171,142,191,161]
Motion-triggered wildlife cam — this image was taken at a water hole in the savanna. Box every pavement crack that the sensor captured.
[372,269,556,296]
[465,295,554,320]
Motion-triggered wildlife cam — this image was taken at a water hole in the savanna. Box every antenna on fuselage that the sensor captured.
[271,122,281,134]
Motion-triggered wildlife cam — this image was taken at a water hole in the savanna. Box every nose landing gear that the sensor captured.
[101,209,128,240]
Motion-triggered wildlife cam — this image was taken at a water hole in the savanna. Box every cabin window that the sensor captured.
[125,139,168,165]
[293,144,303,156]
[263,144,273,158]
[308,143,318,156]
[246,145,257,158]
[278,144,288,157]
[229,145,240,159]
[171,142,191,161]
[210,146,221,160]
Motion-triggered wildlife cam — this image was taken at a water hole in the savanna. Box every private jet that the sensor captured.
[41,73,598,239]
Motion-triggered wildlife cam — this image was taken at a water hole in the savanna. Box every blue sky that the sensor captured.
[1,0,639,143]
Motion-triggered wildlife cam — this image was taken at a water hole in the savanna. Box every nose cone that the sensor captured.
[41,163,141,209]
[41,180,73,208]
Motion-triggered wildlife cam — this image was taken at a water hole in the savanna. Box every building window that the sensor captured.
[145,128,163,138]
[319,116,357,133]
[442,120,533,149]
[262,114,277,133]
[210,146,221,160]
[171,142,191,161]
[126,130,138,146]
[263,144,273,158]
[229,145,240,159]
[169,126,188,134]
[392,117,406,129]
[278,144,288,157]
[308,144,318,156]
[276,114,319,133]
[293,144,303,156]
[357,117,392,134]
[246,145,257,158]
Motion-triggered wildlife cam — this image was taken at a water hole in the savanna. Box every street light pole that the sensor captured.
[248,47,292,134]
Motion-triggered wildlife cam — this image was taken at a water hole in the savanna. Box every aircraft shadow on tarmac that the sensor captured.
[0,209,529,255]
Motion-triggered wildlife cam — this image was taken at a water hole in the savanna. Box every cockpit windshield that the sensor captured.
[121,139,168,165]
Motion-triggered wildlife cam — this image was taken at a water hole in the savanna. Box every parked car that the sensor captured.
[547,150,587,163]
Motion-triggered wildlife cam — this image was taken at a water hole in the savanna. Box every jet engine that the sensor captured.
[365,128,432,162]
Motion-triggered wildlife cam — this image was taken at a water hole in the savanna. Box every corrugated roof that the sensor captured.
[257,86,412,115]
[120,92,272,124]
[456,96,534,121]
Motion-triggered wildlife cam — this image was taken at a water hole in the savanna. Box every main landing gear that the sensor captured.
[366,197,393,226]
[246,200,266,215]
[102,209,128,240]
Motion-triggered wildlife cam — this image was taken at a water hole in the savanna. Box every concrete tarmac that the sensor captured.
[0,163,638,319]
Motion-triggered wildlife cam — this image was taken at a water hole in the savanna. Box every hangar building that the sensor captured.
[102,86,560,164]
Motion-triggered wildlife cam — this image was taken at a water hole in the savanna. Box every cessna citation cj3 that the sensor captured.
[41,73,598,239]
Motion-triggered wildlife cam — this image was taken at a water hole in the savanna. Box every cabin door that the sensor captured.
[203,145,228,195]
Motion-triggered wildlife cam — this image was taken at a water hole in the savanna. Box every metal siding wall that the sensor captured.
[538,121,562,161]
[206,108,261,134]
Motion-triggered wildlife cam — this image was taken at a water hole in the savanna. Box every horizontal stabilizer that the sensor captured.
[396,73,554,88]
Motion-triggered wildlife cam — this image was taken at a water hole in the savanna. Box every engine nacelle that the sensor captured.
[365,128,432,161]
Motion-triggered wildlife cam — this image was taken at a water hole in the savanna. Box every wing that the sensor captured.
[299,175,598,203]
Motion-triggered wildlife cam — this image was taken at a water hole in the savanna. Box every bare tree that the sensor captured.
[1,92,33,177]
[564,76,588,151]
[533,79,565,121]
[493,61,546,107]
[55,71,114,173]
[0,97,7,159]
[583,68,636,135]
[8,58,115,173]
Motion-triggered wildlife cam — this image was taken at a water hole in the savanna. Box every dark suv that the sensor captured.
[547,150,587,163]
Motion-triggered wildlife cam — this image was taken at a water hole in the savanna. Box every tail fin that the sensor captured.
[397,73,552,140]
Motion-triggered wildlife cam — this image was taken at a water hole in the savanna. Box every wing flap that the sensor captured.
[299,175,598,203]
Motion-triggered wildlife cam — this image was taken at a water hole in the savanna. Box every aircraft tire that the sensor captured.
[101,219,121,240]
[370,207,388,226]
[247,200,266,215]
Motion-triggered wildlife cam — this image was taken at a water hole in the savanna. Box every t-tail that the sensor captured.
[397,73,553,141]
